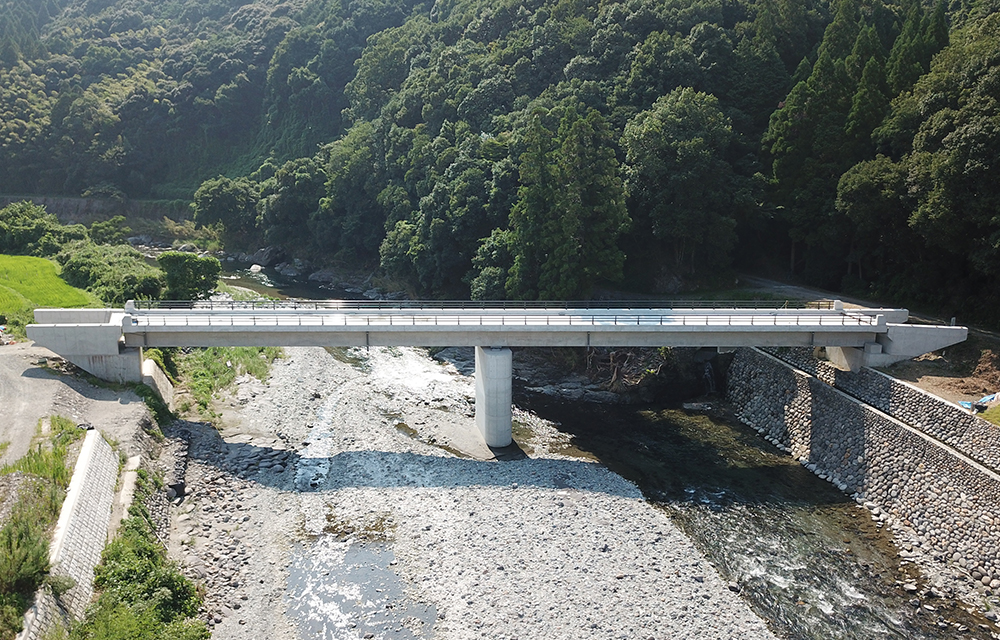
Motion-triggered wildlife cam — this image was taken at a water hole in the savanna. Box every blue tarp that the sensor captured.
[961,393,998,410]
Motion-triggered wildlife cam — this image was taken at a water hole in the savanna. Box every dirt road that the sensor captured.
[0,342,151,466]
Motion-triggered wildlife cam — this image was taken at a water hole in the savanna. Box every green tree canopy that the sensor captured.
[157,252,221,301]
[88,215,131,246]
[192,176,260,250]
[622,87,741,274]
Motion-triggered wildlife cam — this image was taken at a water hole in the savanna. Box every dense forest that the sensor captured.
[0,0,998,318]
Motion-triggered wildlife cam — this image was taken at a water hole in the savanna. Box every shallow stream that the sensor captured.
[521,396,995,639]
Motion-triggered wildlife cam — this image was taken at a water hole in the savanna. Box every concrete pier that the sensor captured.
[475,347,513,448]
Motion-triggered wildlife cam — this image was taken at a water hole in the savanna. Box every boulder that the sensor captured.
[307,268,339,283]
[249,246,284,267]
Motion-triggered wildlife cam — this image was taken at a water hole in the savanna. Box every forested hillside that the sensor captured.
[1,0,998,318]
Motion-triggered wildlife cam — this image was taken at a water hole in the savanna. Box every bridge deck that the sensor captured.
[116,307,887,349]
[128,310,882,329]
[25,299,968,382]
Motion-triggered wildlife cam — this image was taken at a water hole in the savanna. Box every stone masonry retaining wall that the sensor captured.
[763,347,1000,474]
[17,431,119,640]
[728,348,1000,591]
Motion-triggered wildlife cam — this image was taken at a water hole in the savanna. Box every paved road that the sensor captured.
[742,274,994,336]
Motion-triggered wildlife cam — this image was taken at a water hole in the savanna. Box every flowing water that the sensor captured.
[520,396,996,639]
[286,538,437,639]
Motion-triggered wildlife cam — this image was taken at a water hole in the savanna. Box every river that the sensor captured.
[218,265,362,300]
[520,395,994,639]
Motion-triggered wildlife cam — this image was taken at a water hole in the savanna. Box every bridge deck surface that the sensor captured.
[127,310,881,329]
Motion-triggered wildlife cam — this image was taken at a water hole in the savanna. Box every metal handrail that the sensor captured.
[131,298,836,312]
[130,311,878,328]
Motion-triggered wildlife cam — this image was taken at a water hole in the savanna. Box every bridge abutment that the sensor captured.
[475,347,513,448]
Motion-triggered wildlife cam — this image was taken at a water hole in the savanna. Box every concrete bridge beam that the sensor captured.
[475,347,513,448]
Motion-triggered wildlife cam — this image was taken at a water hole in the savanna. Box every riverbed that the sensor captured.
[166,346,778,640]
[521,396,997,639]
[164,342,999,639]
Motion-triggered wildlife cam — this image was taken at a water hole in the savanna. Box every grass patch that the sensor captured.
[980,406,1000,427]
[0,255,101,338]
[141,349,178,383]
[175,347,282,417]
[0,416,81,640]
[214,280,277,301]
[0,443,7,459]
[0,256,97,308]
[69,469,208,640]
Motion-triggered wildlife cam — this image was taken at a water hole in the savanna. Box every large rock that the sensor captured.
[275,262,301,277]
[307,268,339,283]
[248,246,284,267]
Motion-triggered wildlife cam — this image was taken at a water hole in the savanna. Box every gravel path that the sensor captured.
[167,346,778,640]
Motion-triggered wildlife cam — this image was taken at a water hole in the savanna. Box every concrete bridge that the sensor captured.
[27,300,968,448]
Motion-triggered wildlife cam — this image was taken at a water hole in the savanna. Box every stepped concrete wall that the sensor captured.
[18,431,119,640]
[728,348,1000,592]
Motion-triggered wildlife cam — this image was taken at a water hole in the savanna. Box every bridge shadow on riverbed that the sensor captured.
[167,390,850,508]
[167,420,642,498]
[515,393,855,509]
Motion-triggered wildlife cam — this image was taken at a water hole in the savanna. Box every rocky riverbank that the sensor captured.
[163,346,778,639]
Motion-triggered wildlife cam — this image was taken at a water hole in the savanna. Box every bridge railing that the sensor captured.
[130,299,837,312]
[128,311,881,329]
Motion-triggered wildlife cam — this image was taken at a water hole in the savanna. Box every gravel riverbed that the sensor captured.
[165,346,778,640]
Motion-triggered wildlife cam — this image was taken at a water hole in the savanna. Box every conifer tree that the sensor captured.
[845,57,890,146]
[506,114,557,300]
[886,1,925,94]
[537,108,629,299]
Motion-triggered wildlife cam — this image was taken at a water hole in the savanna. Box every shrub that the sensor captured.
[0,416,77,639]
[57,242,163,304]
[156,252,220,300]
[88,216,131,246]
[0,202,86,257]
[0,519,49,596]
[71,471,208,640]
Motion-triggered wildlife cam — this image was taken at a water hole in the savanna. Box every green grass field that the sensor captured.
[0,255,100,337]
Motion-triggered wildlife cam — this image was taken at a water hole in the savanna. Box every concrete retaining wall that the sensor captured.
[17,431,119,640]
[728,348,1000,591]
[763,347,1000,474]
[0,196,189,224]
[142,358,174,409]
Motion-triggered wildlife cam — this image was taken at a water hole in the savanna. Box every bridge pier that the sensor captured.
[474,347,513,448]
